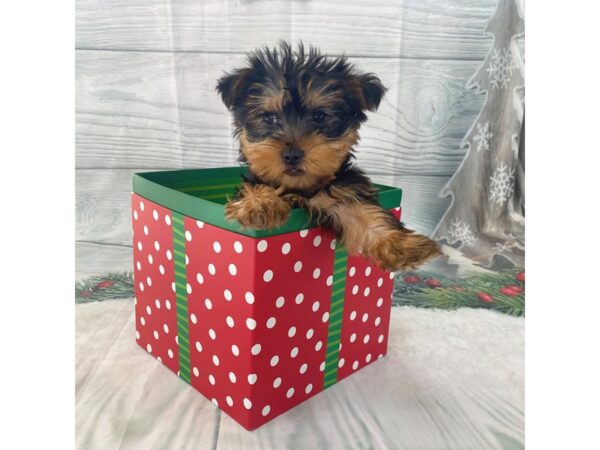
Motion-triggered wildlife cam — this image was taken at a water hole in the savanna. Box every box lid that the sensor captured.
[133,167,402,238]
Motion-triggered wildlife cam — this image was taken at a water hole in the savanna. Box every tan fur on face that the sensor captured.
[240,129,358,191]
[300,79,344,110]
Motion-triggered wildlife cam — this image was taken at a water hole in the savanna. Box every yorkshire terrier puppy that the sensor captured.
[217,43,440,270]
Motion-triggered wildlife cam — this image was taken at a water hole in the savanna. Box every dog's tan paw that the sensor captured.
[225,184,291,230]
[368,230,441,271]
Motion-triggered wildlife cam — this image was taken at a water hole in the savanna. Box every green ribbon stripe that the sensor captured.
[172,212,191,383]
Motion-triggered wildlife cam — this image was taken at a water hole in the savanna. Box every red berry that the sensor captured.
[426,278,442,288]
[477,291,494,303]
[500,286,520,296]
[79,290,93,298]
[403,276,421,284]
[504,284,523,293]
[516,271,525,283]
[95,280,114,289]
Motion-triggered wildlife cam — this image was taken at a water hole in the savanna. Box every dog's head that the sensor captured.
[216,42,386,191]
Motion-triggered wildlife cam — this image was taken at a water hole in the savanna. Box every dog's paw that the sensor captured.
[369,230,441,271]
[225,184,291,230]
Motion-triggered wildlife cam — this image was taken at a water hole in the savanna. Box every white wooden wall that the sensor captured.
[75,0,497,271]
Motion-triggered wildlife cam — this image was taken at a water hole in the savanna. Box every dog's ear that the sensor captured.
[216,68,252,109]
[350,74,387,112]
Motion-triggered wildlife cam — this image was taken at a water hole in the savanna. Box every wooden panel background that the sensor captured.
[75,0,494,267]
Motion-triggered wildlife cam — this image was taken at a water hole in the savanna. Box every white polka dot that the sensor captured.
[290,346,299,358]
[282,242,291,254]
[295,293,304,304]
[262,405,271,416]
[257,240,268,252]
[275,296,285,308]
[377,278,383,287]
[228,264,237,276]
[165,215,171,226]
[137,241,143,252]
[140,316,146,326]
[208,264,216,275]
[146,343,152,353]
[270,355,279,367]
[266,317,276,329]
[136,261,141,271]
[226,396,234,407]
[347,333,356,345]
[273,377,282,388]
[246,318,257,330]
[299,363,308,374]
[286,388,295,398]
[224,289,232,301]
[152,240,160,251]
[135,330,140,340]
[305,384,313,394]
[251,343,262,355]
[208,328,216,340]
[190,313,197,324]
[234,241,243,253]
[320,361,326,371]
[147,254,154,265]
[362,313,369,323]
[263,270,273,282]
[245,292,255,304]
[204,298,213,310]
[326,275,333,286]
[175,336,179,344]
[363,334,370,344]
[313,268,321,279]
[349,266,356,277]
[243,398,252,409]
[352,285,359,295]
[390,272,395,279]
[312,301,320,312]
[378,334,384,343]
[146,305,152,315]
[191,366,199,377]
[209,374,215,385]
[195,341,202,352]
[352,361,359,370]
[299,229,309,237]
[153,330,159,339]
[146,276,153,287]
[213,241,221,253]
[212,355,220,366]
[288,326,297,338]
[231,344,239,356]
[330,239,336,250]
[229,372,237,383]
[194,273,203,286]
[365,266,372,276]
[322,312,329,323]
[133,210,138,220]
[247,373,258,385]
[313,235,322,247]
[294,261,303,272]
[165,300,172,310]
[350,311,357,321]
[366,354,372,363]
[166,250,172,260]
[185,230,192,242]
[168,348,174,359]
[212,398,218,407]
[377,297,384,307]
[159,264,165,275]
[315,341,323,351]
[364,287,371,296]
[155,299,161,309]
[226,316,235,327]
[306,329,314,339]
[375,317,381,326]
[143,225,149,236]
[138,281,145,292]
[186,283,192,294]
[196,220,204,228]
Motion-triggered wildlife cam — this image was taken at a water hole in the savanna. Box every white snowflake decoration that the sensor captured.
[486,48,514,89]
[489,163,516,206]
[448,219,477,248]
[493,241,517,253]
[473,121,493,152]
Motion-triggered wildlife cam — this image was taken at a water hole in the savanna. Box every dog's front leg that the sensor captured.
[225,183,291,230]
[308,191,440,271]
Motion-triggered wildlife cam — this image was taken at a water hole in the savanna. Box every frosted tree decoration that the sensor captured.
[432,0,524,268]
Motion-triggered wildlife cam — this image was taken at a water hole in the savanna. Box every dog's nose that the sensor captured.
[282,146,305,166]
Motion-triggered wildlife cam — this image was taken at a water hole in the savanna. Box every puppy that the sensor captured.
[216,42,440,271]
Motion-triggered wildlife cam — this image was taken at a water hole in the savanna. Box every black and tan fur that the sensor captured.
[217,42,440,270]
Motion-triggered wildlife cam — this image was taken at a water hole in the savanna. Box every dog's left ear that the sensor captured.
[216,68,252,110]
[350,74,387,112]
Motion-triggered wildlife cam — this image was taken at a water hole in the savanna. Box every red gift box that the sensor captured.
[132,167,402,430]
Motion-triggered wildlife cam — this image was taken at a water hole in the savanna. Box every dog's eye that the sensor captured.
[312,111,328,124]
[262,112,278,125]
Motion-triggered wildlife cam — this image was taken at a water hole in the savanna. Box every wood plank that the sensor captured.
[76,169,450,251]
[76,0,496,60]
[76,50,483,175]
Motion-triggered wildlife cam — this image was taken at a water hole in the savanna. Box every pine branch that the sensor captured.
[75,272,135,303]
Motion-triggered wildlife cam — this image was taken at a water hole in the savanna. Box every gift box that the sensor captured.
[131,167,402,430]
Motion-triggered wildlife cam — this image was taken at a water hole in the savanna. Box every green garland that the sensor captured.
[392,268,525,316]
[75,272,135,303]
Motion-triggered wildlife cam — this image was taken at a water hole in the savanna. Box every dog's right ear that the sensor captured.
[216,68,252,110]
